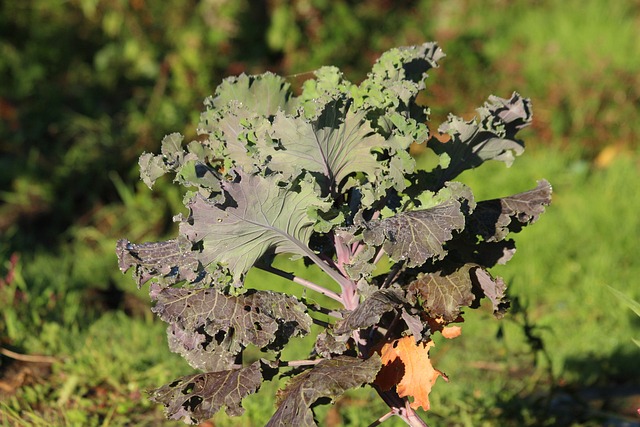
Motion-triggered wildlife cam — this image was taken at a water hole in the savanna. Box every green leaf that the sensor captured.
[181,169,331,281]
[608,286,640,317]
[265,107,387,190]
[608,286,640,347]
[298,66,353,119]
[209,72,295,117]
[266,355,381,427]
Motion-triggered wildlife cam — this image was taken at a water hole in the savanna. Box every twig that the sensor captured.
[256,264,342,303]
[305,303,343,320]
[367,410,395,426]
[311,317,331,328]
[375,387,429,427]
[0,347,58,364]
[278,359,323,367]
[382,260,404,289]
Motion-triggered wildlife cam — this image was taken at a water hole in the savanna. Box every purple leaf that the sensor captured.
[266,355,381,427]
[150,362,262,424]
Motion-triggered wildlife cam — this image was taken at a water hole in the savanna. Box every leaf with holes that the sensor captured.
[266,355,381,427]
[469,179,552,241]
[150,361,263,425]
[151,284,311,372]
[362,199,465,267]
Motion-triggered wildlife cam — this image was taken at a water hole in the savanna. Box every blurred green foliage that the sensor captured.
[1,0,639,425]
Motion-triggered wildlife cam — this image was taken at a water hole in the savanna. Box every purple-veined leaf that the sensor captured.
[150,361,262,425]
[362,199,465,267]
[407,264,477,322]
[265,108,387,189]
[180,169,331,282]
[266,355,381,427]
[151,284,312,371]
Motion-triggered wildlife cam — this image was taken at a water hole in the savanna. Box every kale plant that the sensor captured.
[117,42,551,426]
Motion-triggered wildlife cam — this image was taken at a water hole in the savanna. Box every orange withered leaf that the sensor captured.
[374,336,445,411]
[441,325,462,339]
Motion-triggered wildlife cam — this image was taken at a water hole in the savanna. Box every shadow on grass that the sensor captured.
[493,345,640,426]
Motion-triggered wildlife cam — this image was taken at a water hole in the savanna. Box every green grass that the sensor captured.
[5,146,637,426]
[0,0,640,427]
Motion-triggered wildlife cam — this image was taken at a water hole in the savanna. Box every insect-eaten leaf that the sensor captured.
[427,93,532,185]
[116,237,199,288]
[362,199,465,267]
[374,336,445,411]
[151,285,312,372]
[266,355,381,427]
[150,361,263,425]
[472,268,509,318]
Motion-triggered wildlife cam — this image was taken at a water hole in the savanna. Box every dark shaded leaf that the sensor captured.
[266,355,381,427]
[362,199,465,267]
[335,288,406,335]
[407,264,477,322]
[401,308,431,343]
[150,362,262,425]
[469,179,552,241]
[151,285,312,371]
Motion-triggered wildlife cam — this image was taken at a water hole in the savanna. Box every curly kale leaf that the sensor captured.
[151,285,311,371]
[266,355,381,427]
[150,362,263,425]
[180,169,331,282]
[428,93,532,186]
[468,179,552,241]
[207,72,296,117]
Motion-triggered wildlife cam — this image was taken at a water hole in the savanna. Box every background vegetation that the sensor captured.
[1,0,638,425]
